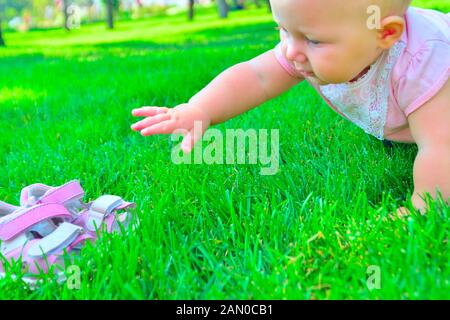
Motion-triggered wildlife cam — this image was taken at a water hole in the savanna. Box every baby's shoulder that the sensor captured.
[397,7,449,63]
[391,7,449,115]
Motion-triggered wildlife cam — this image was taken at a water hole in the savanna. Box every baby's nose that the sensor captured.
[285,41,307,63]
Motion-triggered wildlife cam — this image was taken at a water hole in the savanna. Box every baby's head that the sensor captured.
[272,0,411,84]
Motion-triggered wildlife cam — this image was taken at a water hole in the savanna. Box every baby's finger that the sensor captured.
[131,113,171,131]
[132,106,169,117]
[140,120,177,136]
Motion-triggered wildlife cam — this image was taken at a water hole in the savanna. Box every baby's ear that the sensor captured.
[377,16,405,49]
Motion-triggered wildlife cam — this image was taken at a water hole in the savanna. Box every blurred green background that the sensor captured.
[0,0,448,300]
[0,0,448,35]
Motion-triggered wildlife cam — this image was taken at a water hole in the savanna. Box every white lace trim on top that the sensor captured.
[319,41,406,140]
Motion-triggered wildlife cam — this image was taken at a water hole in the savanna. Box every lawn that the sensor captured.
[0,2,448,299]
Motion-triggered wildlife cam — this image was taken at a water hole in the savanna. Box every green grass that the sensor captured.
[0,3,448,299]
[412,0,450,12]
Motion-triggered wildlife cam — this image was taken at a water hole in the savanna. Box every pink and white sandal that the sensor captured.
[20,180,138,238]
[0,201,94,285]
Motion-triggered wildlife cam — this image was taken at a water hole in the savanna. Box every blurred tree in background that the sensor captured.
[106,0,114,28]
[0,0,31,21]
[0,0,33,45]
[102,0,119,29]
[62,0,69,30]
[189,0,270,21]
[217,0,228,18]
[0,17,4,46]
[188,0,194,20]
[0,0,274,36]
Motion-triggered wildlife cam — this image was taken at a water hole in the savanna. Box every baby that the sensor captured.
[131,0,450,216]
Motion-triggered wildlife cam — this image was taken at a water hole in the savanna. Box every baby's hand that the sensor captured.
[131,103,211,153]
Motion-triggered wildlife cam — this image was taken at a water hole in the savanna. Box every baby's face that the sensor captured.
[271,0,384,85]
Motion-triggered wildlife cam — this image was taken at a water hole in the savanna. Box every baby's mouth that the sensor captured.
[300,70,315,77]
[293,62,314,77]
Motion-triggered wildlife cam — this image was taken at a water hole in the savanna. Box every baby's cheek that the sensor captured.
[312,54,345,83]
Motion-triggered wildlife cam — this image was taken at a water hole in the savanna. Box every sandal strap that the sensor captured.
[21,180,84,207]
[0,203,72,241]
[0,232,29,255]
[67,233,95,249]
[116,201,135,211]
[1,230,91,276]
[0,201,19,214]
[27,222,84,258]
[86,195,129,231]
[90,195,123,214]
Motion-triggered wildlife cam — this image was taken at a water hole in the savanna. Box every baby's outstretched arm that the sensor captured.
[402,79,450,214]
[131,49,303,152]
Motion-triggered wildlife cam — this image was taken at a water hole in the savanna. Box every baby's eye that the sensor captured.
[275,26,288,33]
[306,38,321,45]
